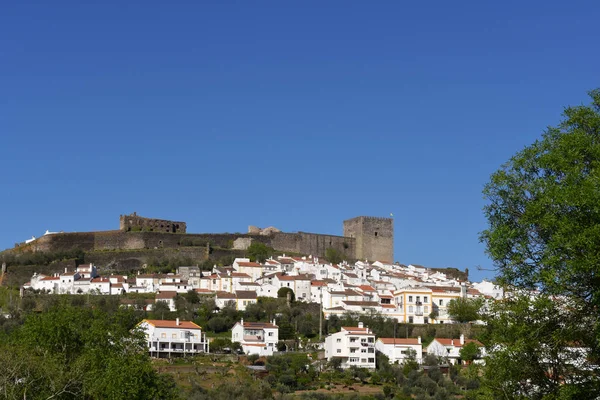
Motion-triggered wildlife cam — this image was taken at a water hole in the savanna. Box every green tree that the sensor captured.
[447,297,482,323]
[325,247,343,264]
[481,89,600,398]
[277,287,295,302]
[246,242,273,263]
[458,342,480,364]
[1,300,178,399]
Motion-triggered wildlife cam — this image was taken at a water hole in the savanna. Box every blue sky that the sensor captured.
[1,1,599,282]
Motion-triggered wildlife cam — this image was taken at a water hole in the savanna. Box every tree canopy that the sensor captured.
[447,297,482,323]
[481,89,600,398]
[0,299,178,399]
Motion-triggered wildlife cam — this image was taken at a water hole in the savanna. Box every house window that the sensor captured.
[439,299,444,306]
[349,357,359,363]
[409,306,414,313]
[349,338,357,342]
[161,333,166,338]
[172,333,177,339]
[408,296,413,302]
[337,349,341,353]
[337,338,342,343]
[424,306,429,313]
[409,316,414,323]
[268,332,273,337]
[368,338,374,343]
[424,317,429,324]
[424,296,428,303]
[368,358,375,363]
[350,349,356,353]
[361,359,367,363]
[416,296,420,302]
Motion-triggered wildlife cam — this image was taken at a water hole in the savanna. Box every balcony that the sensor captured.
[243,335,263,342]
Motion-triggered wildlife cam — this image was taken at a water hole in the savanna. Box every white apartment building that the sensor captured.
[324,323,376,369]
[137,318,209,358]
[375,337,423,364]
[231,319,279,356]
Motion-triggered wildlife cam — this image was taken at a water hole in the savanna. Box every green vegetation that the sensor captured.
[246,242,274,263]
[0,299,178,399]
[446,297,483,324]
[0,249,85,267]
[325,247,343,265]
[481,89,600,398]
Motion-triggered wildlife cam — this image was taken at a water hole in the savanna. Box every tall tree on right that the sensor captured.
[480,89,600,399]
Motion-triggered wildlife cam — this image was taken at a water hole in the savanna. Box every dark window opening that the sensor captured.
[375,232,378,237]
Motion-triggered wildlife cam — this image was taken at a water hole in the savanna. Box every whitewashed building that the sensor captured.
[231,319,279,356]
[375,337,423,364]
[137,318,209,358]
[324,323,376,369]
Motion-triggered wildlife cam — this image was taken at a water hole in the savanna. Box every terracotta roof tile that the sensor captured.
[142,319,201,330]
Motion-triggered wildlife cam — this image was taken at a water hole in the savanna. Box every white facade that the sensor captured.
[137,319,208,357]
[231,319,279,356]
[375,337,422,364]
[425,335,485,365]
[324,323,376,369]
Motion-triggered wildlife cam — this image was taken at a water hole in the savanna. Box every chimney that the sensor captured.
[451,339,454,346]
[460,334,465,345]
[241,318,244,326]
[176,318,180,326]
[418,336,421,344]
[65,268,68,273]
[272,319,276,326]
[358,322,364,328]
[461,283,467,299]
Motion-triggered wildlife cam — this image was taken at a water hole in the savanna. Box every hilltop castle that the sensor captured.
[15,213,394,264]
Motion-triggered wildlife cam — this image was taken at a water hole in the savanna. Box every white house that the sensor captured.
[231,318,279,356]
[137,318,209,358]
[90,277,111,294]
[324,323,376,369]
[425,335,485,365]
[155,291,178,312]
[375,337,423,364]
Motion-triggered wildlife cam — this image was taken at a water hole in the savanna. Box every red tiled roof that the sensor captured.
[237,262,263,267]
[433,338,483,348]
[142,319,201,330]
[231,272,251,278]
[311,281,328,287]
[358,285,376,292]
[236,290,257,299]
[41,276,59,281]
[216,291,237,299]
[156,291,177,299]
[342,300,380,307]
[342,326,368,332]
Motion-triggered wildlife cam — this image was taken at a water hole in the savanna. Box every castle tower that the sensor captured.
[343,216,394,262]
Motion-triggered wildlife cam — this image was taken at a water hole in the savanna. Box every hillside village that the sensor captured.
[23,255,500,324]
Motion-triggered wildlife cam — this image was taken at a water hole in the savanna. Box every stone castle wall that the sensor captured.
[119,213,186,233]
[11,215,392,263]
[270,232,355,260]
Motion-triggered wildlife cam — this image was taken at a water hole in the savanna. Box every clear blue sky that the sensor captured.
[2,1,599,282]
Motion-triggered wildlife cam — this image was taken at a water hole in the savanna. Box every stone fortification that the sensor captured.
[119,212,186,233]
[9,214,393,263]
[343,216,394,262]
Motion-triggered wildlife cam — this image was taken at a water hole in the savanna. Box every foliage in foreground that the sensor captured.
[0,300,178,399]
[481,88,600,398]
